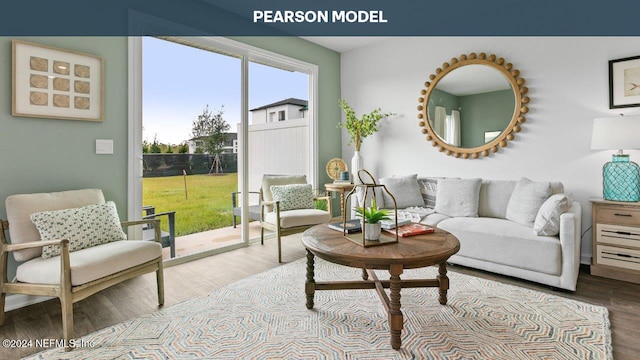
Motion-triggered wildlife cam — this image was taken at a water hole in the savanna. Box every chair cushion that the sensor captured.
[434,178,482,217]
[5,189,106,262]
[506,177,551,227]
[16,240,161,286]
[270,184,315,211]
[31,201,127,259]
[379,174,425,209]
[264,209,331,229]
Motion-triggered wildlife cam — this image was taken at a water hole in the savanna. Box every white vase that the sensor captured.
[364,222,382,241]
[351,150,362,183]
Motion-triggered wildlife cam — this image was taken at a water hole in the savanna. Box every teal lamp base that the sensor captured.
[603,154,640,202]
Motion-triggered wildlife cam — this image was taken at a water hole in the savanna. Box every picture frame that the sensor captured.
[609,55,640,109]
[12,40,104,121]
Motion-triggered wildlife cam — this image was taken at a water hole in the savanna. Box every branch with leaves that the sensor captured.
[191,105,230,155]
[338,99,394,151]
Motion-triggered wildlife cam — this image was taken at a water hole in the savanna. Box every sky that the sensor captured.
[142,37,309,145]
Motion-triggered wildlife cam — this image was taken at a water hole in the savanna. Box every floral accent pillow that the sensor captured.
[30,201,127,259]
[270,184,315,211]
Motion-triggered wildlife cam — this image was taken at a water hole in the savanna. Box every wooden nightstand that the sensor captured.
[590,198,640,283]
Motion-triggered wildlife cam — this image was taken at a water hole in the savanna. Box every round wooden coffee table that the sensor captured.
[301,224,460,350]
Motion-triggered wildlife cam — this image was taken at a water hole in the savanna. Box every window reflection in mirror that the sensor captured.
[427,65,515,149]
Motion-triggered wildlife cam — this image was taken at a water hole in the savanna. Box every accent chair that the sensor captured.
[259,175,331,263]
[0,189,164,351]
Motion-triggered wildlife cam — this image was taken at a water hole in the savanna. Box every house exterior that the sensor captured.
[249,98,308,124]
[188,132,238,154]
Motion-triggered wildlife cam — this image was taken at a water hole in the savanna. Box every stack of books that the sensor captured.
[384,223,435,237]
[380,217,411,229]
[328,219,361,233]
[333,179,352,184]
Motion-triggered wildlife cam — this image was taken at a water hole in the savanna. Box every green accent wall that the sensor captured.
[459,89,514,148]
[0,36,341,281]
[0,37,128,279]
[427,87,514,148]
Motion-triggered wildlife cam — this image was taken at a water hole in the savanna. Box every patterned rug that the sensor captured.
[26,258,612,360]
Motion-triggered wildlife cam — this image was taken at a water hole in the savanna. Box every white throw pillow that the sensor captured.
[270,184,315,211]
[533,194,571,236]
[379,174,425,209]
[506,177,552,227]
[434,178,482,217]
[31,201,127,259]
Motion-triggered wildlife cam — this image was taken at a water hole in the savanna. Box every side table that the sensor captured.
[590,198,640,283]
[324,183,355,216]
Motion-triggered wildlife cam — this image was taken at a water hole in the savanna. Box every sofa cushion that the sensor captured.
[16,240,161,286]
[379,174,425,209]
[270,184,315,212]
[550,182,565,195]
[506,178,551,227]
[31,201,127,259]
[437,217,562,275]
[478,180,517,219]
[420,213,452,227]
[533,194,571,236]
[417,177,441,209]
[5,189,106,262]
[434,178,482,217]
[264,209,331,229]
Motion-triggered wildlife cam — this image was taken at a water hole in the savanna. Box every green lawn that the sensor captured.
[143,173,239,236]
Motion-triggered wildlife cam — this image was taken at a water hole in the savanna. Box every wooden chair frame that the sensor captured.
[0,218,164,351]
[259,192,331,263]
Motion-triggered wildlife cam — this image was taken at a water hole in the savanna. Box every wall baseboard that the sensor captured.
[581,254,592,266]
[5,293,54,312]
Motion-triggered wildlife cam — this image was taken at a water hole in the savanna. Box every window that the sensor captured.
[278,110,286,121]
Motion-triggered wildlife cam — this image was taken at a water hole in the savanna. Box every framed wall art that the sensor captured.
[12,40,104,121]
[609,55,640,109]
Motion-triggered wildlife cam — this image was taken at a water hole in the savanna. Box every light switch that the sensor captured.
[96,139,114,155]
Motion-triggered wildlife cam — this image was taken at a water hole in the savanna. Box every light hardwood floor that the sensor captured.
[1,235,638,359]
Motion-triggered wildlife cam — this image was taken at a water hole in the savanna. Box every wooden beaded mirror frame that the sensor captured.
[417,52,530,159]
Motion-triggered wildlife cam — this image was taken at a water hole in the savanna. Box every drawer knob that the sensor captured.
[614,213,633,217]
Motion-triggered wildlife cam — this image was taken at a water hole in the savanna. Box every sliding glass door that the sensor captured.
[129,35,318,264]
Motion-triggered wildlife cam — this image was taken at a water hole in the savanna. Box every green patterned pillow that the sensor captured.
[30,201,127,259]
[270,184,315,211]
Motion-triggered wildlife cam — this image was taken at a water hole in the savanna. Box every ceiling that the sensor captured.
[300,37,390,53]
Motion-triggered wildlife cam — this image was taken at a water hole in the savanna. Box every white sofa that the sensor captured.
[370,175,582,291]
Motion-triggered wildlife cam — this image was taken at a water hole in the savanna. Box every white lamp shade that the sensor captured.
[591,116,640,150]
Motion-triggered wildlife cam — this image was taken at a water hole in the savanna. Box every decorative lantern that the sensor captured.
[342,169,399,247]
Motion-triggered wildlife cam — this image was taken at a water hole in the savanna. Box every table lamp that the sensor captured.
[591,115,640,202]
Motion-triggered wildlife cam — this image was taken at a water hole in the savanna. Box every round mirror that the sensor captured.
[417,53,529,159]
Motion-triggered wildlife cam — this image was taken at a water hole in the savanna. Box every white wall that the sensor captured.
[340,37,640,264]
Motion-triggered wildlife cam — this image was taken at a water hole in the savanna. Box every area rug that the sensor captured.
[26,258,612,360]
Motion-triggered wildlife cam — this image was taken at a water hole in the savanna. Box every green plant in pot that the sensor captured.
[354,198,390,241]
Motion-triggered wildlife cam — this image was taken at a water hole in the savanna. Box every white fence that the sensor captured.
[238,118,310,192]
